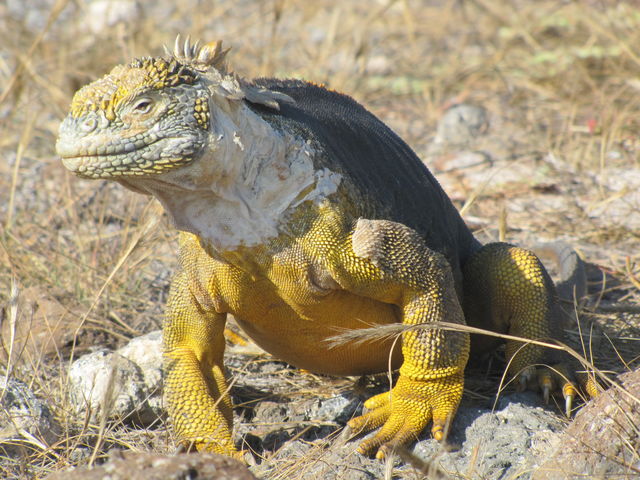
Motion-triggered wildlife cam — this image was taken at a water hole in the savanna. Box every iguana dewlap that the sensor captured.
[57,37,596,459]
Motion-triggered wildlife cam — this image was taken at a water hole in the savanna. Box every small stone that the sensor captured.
[307,393,360,424]
[433,104,489,147]
[0,377,60,457]
[67,330,163,426]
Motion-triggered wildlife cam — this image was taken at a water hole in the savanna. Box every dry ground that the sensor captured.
[0,0,639,478]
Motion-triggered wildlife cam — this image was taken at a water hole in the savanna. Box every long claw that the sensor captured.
[562,383,576,416]
[518,374,528,392]
[338,424,354,442]
[376,443,400,460]
[565,393,573,416]
[543,384,550,404]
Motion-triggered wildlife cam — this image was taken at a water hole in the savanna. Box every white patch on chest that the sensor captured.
[131,99,342,252]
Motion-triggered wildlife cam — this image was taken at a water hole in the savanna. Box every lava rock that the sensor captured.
[0,377,60,457]
[533,368,640,479]
[45,450,257,480]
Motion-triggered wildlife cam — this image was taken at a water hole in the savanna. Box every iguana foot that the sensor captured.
[175,442,242,462]
[514,362,599,415]
[464,242,599,415]
[347,373,463,459]
[189,439,245,460]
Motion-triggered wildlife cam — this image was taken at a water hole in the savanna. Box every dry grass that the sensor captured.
[0,0,639,478]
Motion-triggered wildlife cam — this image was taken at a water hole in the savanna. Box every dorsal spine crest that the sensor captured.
[68,35,293,121]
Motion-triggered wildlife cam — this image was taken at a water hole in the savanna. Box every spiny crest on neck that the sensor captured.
[69,35,292,121]
[164,34,231,74]
[168,35,294,110]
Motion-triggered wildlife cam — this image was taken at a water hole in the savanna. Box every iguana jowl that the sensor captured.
[57,37,595,459]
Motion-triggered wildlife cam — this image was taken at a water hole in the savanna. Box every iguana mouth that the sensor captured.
[58,136,197,179]
[60,152,195,179]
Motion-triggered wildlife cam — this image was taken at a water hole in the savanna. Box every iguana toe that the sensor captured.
[564,385,575,416]
[348,374,461,458]
[515,362,597,416]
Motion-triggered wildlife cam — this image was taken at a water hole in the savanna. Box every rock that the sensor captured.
[432,103,489,148]
[239,383,360,456]
[307,393,361,424]
[67,330,163,426]
[68,349,147,424]
[44,450,257,480]
[250,393,359,428]
[409,392,564,479]
[237,358,566,480]
[260,440,385,480]
[533,368,640,479]
[116,331,164,416]
[0,377,59,456]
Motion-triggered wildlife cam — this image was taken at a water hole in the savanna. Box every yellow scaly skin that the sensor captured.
[163,199,470,459]
[463,244,599,403]
[56,38,596,460]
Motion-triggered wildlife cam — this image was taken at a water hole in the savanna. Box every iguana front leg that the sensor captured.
[335,219,470,459]
[163,265,238,457]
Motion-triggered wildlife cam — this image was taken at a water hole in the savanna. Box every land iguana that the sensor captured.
[56,37,597,459]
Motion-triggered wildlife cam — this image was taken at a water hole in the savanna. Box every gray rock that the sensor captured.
[533,368,640,480]
[67,330,163,426]
[45,450,257,480]
[0,377,60,456]
[407,392,563,480]
[259,439,385,480]
[432,103,489,148]
[250,391,564,480]
[68,349,146,423]
[307,393,360,424]
[252,400,292,425]
[251,393,360,426]
[116,330,164,419]
[234,356,566,480]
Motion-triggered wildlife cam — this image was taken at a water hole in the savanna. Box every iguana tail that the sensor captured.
[532,242,587,304]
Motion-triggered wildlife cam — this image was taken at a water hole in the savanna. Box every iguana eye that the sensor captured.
[132,98,153,114]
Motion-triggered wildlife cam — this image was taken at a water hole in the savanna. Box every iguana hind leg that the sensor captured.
[463,242,597,412]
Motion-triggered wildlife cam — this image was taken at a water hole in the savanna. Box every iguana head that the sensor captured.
[57,36,290,181]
